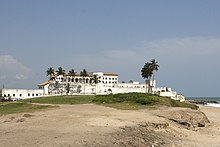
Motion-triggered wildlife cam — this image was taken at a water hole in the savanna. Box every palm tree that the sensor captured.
[68,69,76,76]
[141,59,159,93]
[57,67,65,75]
[150,59,159,81]
[90,74,100,94]
[46,67,55,80]
[80,69,88,94]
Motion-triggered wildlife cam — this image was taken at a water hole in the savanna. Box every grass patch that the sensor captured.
[18,93,198,110]
[0,102,56,116]
[21,95,95,104]
[93,93,198,110]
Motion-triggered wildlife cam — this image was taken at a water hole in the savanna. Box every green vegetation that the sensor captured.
[21,95,95,104]
[0,93,198,116]
[141,59,159,93]
[93,93,198,110]
[0,102,56,116]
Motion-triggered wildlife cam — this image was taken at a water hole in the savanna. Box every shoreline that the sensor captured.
[186,99,220,108]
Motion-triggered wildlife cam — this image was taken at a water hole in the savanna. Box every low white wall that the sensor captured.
[1,89,44,99]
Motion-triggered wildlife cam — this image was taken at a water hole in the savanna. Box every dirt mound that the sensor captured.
[95,122,180,147]
[154,108,210,130]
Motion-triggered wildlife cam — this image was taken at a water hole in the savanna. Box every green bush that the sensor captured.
[93,93,198,110]
[136,97,157,105]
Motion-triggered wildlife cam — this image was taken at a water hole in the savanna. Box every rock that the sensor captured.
[157,109,210,129]
[23,114,34,118]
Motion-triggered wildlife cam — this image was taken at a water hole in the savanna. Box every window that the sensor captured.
[4,94,6,97]
[8,94,10,96]
[20,94,22,97]
[112,78,114,80]
[109,78,111,80]
[109,81,111,84]
[28,93,30,96]
[36,94,38,96]
[13,94,15,97]
[32,93,34,96]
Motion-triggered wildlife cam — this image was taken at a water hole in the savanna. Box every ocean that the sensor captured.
[186,97,220,108]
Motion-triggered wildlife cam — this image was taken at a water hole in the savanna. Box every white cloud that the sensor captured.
[0,55,33,80]
[15,74,28,80]
[143,36,220,58]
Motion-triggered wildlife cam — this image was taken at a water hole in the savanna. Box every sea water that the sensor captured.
[186,97,220,108]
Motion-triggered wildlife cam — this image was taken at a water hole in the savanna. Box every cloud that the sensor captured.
[143,36,220,58]
[15,74,28,80]
[0,55,33,81]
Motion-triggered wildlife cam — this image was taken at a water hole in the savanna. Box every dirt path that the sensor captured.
[0,104,219,147]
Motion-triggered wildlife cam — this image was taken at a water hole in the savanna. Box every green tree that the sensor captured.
[90,74,100,94]
[57,67,65,75]
[80,69,88,94]
[46,67,55,80]
[150,59,159,81]
[68,69,76,76]
[141,59,159,93]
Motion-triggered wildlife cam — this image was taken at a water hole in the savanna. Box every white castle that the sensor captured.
[0,71,185,102]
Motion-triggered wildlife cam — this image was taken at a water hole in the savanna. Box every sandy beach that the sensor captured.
[0,104,219,147]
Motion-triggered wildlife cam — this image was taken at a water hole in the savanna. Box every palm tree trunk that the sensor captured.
[84,79,85,95]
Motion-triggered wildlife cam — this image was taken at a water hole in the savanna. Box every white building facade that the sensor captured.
[0,71,185,101]
[0,88,43,100]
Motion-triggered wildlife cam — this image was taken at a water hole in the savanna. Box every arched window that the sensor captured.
[86,78,89,83]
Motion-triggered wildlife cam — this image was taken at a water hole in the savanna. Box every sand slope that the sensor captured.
[0,104,219,147]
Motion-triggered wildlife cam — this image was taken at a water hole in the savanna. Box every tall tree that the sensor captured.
[46,67,55,80]
[90,74,100,94]
[57,67,65,75]
[150,59,159,81]
[80,69,88,94]
[68,69,76,76]
[141,59,159,93]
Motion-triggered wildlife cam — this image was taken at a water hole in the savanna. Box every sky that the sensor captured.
[0,0,220,97]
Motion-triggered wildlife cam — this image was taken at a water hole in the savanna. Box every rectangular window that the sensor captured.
[8,94,10,96]
[32,93,34,96]
[20,94,22,97]
[13,94,15,97]
[28,93,30,96]
[36,94,38,96]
